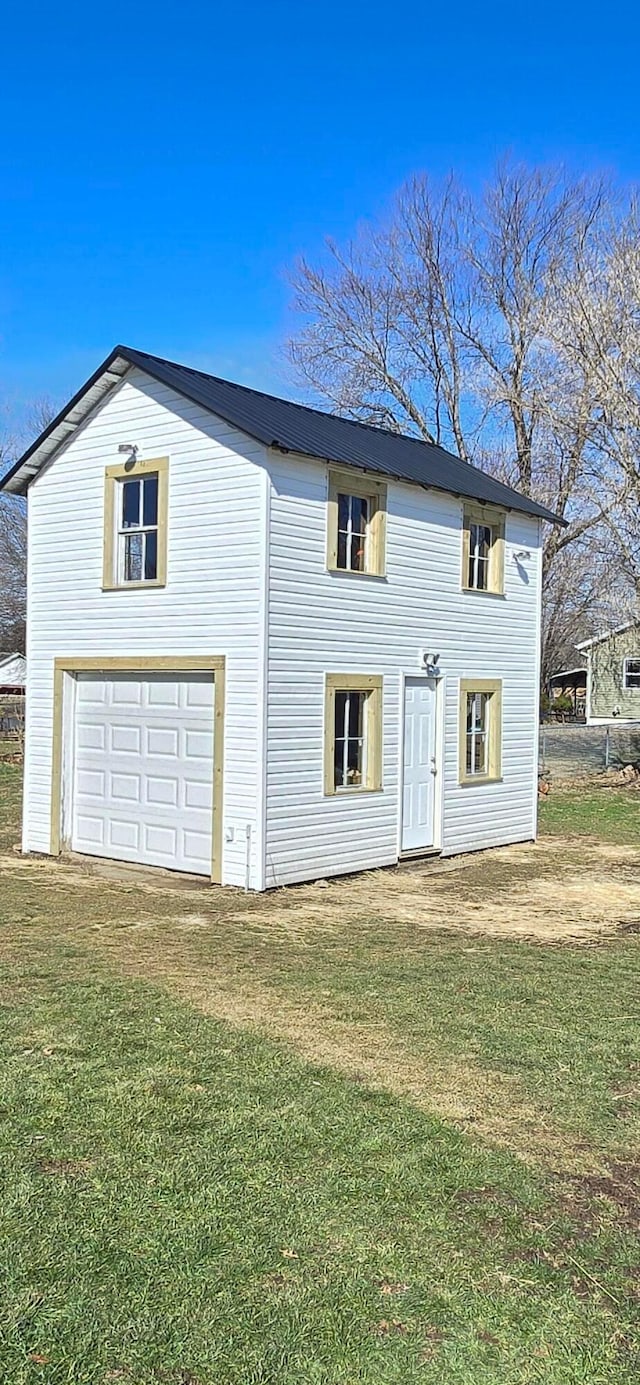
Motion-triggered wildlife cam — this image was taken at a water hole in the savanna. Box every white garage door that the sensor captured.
[72,671,214,875]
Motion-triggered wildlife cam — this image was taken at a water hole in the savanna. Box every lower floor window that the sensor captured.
[466,691,488,775]
[459,679,502,783]
[334,689,366,787]
[324,675,383,794]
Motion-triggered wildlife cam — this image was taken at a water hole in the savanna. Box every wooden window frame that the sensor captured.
[324,674,383,795]
[622,657,640,690]
[458,678,503,785]
[103,456,169,591]
[461,504,505,596]
[327,470,387,577]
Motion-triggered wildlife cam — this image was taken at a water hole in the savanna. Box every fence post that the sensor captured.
[604,726,610,770]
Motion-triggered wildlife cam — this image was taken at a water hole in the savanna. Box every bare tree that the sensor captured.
[0,499,27,651]
[550,202,640,597]
[288,162,640,672]
[0,396,57,653]
[289,176,473,449]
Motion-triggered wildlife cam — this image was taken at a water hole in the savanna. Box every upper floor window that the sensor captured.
[462,505,505,595]
[103,457,169,590]
[459,678,502,784]
[623,658,640,689]
[119,473,158,582]
[338,493,369,572]
[468,520,492,590]
[327,470,387,577]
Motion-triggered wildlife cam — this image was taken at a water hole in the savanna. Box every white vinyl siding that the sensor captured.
[23,363,543,892]
[24,369,267,887]
[264,452,541,886]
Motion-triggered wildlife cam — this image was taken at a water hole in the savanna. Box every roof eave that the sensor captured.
[268,443,563,525]
[576,620,639,651]
[0,348,133,495]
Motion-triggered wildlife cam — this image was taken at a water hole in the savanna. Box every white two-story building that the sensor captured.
[1,346,560,889]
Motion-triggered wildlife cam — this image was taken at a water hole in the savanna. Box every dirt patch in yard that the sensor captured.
[224,840,640,944]
[77,943,593,1171]
[1,835,638,1173]
[4,836,639,945]
[560,1161,640,1230]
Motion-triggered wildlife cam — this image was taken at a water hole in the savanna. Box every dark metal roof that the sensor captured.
[0,344,564,523]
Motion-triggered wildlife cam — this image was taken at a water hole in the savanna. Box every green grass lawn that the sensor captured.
[0,757,22,851]
[0,763,638,1383]
[252,912,640,1161]
[539,782,640,844]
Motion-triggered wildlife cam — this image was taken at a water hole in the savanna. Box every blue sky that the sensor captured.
[1,0,638,425]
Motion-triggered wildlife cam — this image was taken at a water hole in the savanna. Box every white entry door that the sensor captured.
[401,677,436,853]
[72,671,214,875]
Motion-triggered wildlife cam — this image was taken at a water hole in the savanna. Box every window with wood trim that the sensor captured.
[623,658,640,689]
[462,505,505,594]
[103,457,169,590]
[324,675,383,794]
[327,471,387,576]
[459,679,502,784]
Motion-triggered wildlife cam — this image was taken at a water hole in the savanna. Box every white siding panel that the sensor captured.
[264,455,541,887]
[24,369,266,887]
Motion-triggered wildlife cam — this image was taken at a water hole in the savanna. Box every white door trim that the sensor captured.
[398,671,443,857]
[59,669,77,849]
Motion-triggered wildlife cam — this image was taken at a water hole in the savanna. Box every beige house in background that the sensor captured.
[578,623,640,724]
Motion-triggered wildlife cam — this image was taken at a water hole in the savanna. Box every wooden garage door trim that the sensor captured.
[51,656,226,883]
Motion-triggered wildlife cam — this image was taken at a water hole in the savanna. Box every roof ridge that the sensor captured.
[1,343,564,523]
[121,345,462,460]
